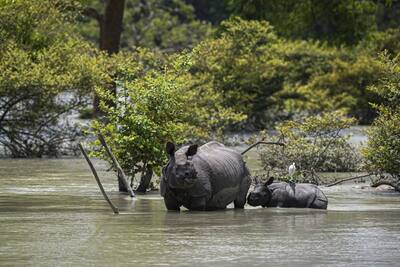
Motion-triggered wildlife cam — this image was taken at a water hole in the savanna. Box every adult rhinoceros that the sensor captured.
[160,141,251,211]
[247,177,328,209]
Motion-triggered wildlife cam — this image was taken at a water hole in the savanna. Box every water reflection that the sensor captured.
[0,159,400,266]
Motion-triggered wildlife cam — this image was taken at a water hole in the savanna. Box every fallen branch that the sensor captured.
[325,173,372,187]
[78,143,119,214]
[241,141,285,155]
[98,133,135,197]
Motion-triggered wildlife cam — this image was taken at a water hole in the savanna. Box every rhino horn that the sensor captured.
[185,144,198,158]
[166,142,176,157]
[265,177,274,186]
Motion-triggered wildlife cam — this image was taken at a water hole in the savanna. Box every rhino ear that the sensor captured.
[265,177,274,186]
[166,142,175,157]
[186,144,198,157]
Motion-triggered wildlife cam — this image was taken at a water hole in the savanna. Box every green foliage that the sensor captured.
[360,28,400,56]
[364,109,400,179]
[185,0,229,24]
[258,111,360,184]
[190,17,386,127]
[91,50,244,179]
[227,0,378,46]
[191,17,286,127]
[363,54,400,180]
[0,0,105,157]
[282,50,385,123]
[79,0,213,52]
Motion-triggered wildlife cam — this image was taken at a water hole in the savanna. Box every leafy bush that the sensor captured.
[0,0,105,157]
[91,51,244,188]
[363,54,400,189]
[227,0,379,46]
[257,111,360,184]
[360,28,400,57]
[282,51,384,124]
[191,17,285,128]
[190,17,386,127]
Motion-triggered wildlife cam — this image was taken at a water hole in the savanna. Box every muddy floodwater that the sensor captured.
[1,158,400,266]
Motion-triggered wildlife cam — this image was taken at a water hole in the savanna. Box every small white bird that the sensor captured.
[288,162,296,178]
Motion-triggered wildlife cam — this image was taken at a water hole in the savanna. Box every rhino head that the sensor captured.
[162,142,198,189]
[247,177,274,207]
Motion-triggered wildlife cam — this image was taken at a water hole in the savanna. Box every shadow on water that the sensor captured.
[1,158,400,266]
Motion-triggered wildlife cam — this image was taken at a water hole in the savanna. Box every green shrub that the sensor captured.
[0,0,105,157]
[190,17,385,127]
[282,51,384,124]
[363,54,400,187]
[191,17,285,127]
[91,51,245,186]
[257,111,360,184]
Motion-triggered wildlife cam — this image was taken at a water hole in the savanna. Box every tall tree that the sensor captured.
[80,0,212,53]
[83,0,126,116]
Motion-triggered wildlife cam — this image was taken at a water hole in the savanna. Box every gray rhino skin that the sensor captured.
[247,177,328,209]
[160,141,251,211]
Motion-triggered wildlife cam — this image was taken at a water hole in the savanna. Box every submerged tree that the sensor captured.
[257,111,360,184]
[363,53,400,191]
[91,51,244,192]
[0,0,105,157]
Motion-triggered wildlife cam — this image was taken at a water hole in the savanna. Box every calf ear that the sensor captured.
[186,144,198,157]
[166,142,175,157]
[265,177,274,186]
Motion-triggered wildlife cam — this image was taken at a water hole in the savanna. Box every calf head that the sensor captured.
[162,142,198,188]
[247,177,274,207]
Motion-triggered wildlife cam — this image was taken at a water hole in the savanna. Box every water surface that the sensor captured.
[0,158,399,266]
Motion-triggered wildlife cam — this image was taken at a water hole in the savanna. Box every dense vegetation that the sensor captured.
[0,0,105,157]
[363,54,400,190]
[1,0,399,190]
[91,50,243,189]
[257,111,360,184]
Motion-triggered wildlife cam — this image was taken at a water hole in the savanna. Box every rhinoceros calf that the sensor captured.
[160,141,251,211]
[247,177,328,209]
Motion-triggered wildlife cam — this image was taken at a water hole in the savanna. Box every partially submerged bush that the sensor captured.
[258,111,360,184]
[363,54,400,190]
[91,51,245,189]
[0,0,105,157]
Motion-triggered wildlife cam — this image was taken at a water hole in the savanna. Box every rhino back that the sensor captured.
[269,182,322,208]
[196,143,247,194]
[172,141,248,204]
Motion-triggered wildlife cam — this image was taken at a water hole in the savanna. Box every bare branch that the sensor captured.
[241,141,285,155]
[98,133,135,197]
[79,143,119,214]
[325,174,372,187]
[82,7,103,24]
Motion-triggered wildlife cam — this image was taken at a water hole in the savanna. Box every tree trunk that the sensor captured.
[100,0,125,55]
[84,0,126,117]
[136,166,153,193]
